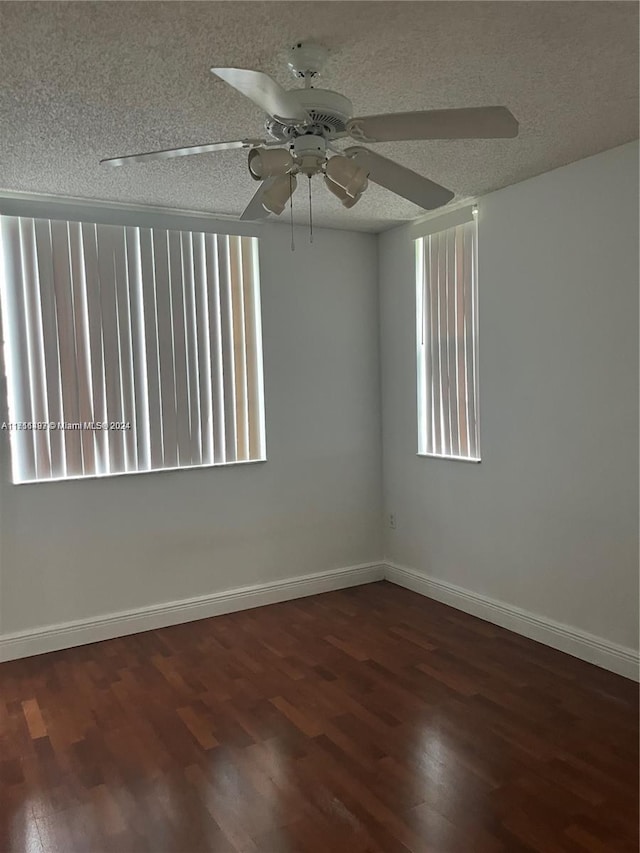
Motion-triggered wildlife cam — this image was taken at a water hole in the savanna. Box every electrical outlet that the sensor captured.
[389,513,396,529]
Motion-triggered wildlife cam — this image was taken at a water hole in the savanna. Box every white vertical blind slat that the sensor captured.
[50,220,83,476]
[124,227,151,472]
[245,237,267,459]
[34,219,66,478]
[112,227,137,472]
[469,222,480,457]
[426,238,436,454]
[437,231,452,457]
[428,233,442,455]
[167,230,190,468]
[180,231,202,466]
[463,223,477,459]
[204,233,226,464]
[80,223,109,474]
[138,228,163,470]
[19,218,52,478]
[415,238,426,455]
[152,230,178,470]
[96,225,126,474]
[241,237,263,460]
[0,217,37,482]
[217,235,238,463]
[67,221,97,475]
[195,232,214,465]
[455,225,469,458]
[445,228,459,457]
[230,235,249,461]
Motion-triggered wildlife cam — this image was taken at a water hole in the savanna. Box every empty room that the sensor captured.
[0,2,638,851]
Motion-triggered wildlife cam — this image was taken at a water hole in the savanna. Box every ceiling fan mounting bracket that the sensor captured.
[287,43,329,80]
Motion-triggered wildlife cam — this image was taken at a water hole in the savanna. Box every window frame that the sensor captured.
[0,209,268,484]
[415,209,481,463]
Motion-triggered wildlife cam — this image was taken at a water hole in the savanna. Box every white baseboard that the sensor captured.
[385,561,639,681]
[0,562,385,663]
[3,559,637,681]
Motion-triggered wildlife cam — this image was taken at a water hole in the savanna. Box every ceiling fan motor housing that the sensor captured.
[266,89,354,141]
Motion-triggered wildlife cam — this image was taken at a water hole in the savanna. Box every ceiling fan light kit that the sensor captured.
[324,176,362,208]
[325,155,369,198]
[248,147,293,180]
[261,174,297,215]
[100,42,519,223]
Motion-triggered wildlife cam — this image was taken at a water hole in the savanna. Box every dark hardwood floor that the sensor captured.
[0,581,638,853]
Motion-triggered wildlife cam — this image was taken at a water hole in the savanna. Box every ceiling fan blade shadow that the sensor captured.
[345,147,454,210]
[347,107,519,142]
[100,139,264,167]
[211,68,309,123]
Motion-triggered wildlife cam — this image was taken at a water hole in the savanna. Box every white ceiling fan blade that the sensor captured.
[345,147,454,210]
[211,67,309,123]
[239,178,276,221]
[100,139,264,167]
[347,107,519,142]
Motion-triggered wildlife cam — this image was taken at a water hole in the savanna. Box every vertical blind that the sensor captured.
[0,216,266,483]
[416,218,480,460]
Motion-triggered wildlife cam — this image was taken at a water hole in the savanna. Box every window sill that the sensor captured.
[416,453,481,464]
[12,457,268,485]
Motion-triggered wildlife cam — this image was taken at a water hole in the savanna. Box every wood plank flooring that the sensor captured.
[0,581,638,852]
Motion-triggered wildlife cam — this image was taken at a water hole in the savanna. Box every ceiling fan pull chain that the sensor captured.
[308,176,313,244]
[289,172,295,252]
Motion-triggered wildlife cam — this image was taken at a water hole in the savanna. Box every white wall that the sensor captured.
[0,210,382,636]
[2,141,637,666]
[380,141,639,651]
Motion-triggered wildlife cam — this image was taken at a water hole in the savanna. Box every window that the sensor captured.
[415,215,480,461]
[0,216,266,483]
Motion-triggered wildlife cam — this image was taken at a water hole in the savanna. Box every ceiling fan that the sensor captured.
[100,43,519,220]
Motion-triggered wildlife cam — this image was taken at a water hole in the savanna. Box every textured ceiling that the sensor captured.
[0,1,638,232]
